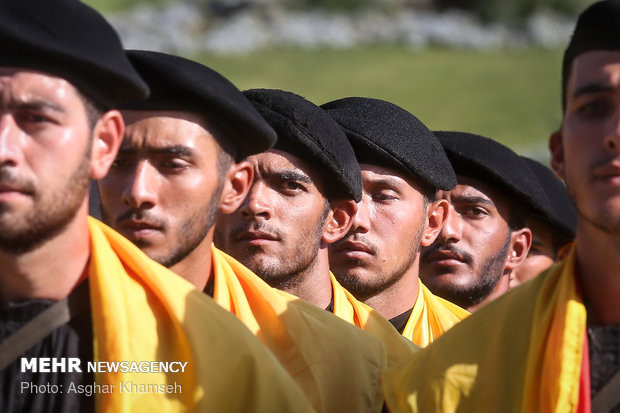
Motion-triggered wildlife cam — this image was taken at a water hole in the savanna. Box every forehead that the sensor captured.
[0,67,81,105]
[121,110,217,151]
[444,175,509,207]
[249,149,319,179]
[568,50,620,94]
[359,163,417,189]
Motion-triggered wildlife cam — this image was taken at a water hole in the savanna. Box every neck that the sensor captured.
[466,271,510,312]
[363,257,421,320]
[0,203,90,308]
[279,248,333,310]
[168,229,215,291]
[575,221,620,325]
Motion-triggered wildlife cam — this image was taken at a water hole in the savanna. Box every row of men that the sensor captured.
[1,0,618,411]
[88,54,575,322]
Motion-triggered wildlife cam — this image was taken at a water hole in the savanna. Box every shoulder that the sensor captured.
[383,271,555,413]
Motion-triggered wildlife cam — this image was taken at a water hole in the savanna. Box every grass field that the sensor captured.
[194,46,563,158]
[84,0,565,160]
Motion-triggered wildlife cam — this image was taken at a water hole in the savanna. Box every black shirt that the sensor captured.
[589,324,620,412]
[0,286,95,413]
[389,308,413,334]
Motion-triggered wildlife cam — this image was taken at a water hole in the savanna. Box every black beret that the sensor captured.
[121,50,276,160]
[435,131,553,217]
[243,89,362,202]
[0,0,149,107]
[520,157,577,239]
[562,0,620,106]
[321,97,456,192]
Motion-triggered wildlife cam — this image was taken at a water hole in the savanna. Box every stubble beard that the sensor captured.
[567,182,620,236]
[0,151,92,255]
[431,233,511,309]
[144,180,225,269]
[335,223,425,303]
[241,208,328,290]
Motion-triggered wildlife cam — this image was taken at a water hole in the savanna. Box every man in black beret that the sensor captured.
[322,97,469,347]
[0,2,315,412]
[98,50,276,277]
[509,157,577,288]
[215,88,417,365]
[98,53,393,413]
[381,1,620,411]
[419,131,549,312]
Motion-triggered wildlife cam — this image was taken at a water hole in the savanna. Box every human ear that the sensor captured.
[219,160,254,214]
[505,228,533,270]
[90,110,124,179]
[549,130,566,180]
[321,199,357,244]
[421,199,449,247]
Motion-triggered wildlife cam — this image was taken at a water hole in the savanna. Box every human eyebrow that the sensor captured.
[149,146,195,157]
[118,145,195,157]
[572,83,616,100]
[7,99,65,114]
[368,177,403,189]
[268,169,312,184]
[451,195,494,206]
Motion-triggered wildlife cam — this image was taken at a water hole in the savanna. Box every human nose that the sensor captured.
[0,114,23,167]
[349,197,371,234]
[437,204,462,243]
[121,161,158,210]
[604,108,620,152]
[239,181,272,220]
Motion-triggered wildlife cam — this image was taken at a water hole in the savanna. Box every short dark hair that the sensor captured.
[216,144,234,180]
[76,90,109,131]
[508,203,527,232]
[526,215,575,259]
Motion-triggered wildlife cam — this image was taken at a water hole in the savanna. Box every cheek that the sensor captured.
[522,255,554,279]
[372,209,413,243]
[561,122,601,163]
[463,225,500,253]
[97,179,126,216]
[167,171,220,200]
[39,122,91,161]
[371,204,407,227]
[98,172,128,198]
[29,133,89,178]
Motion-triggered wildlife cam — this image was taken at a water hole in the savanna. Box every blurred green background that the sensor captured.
[84,0,571,159]
[197,46,563,158]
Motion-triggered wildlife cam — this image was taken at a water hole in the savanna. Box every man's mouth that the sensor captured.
[423,249,469,267]
[333,239,375,259]
[236,230,279,246]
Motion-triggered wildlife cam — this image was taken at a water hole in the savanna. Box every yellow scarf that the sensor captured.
[330,273,420,368]
[382,245,585,413]
[211,246,387,413]
[87,218,313,412]
[401,280,469,347]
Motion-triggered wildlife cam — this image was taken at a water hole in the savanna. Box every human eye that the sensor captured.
[14,111,55,128]
[462,205,489,219]
[276,179,306,195]
[528,244,542,255]
[574,96,614,119]
[110,156,134,170]
[371,190,398,203]
[160,158,191,173]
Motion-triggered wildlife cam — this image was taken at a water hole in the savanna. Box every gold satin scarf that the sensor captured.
[329,273,420,367]
[401,280,469,347]
[211,246,388,413]
[87,218,313,412]
[382,245,585,412]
